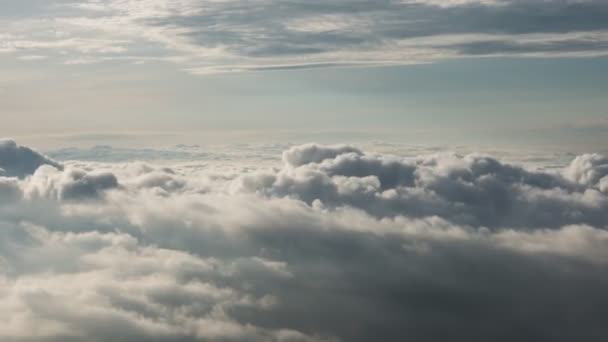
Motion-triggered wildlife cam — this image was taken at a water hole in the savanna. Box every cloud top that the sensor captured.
[1,140,608,341]
[240,144,607,228]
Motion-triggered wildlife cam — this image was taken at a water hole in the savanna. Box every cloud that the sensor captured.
[3,0,608,72]
[446,34,608,57]
[563,153,608,189]
[0,139,62,178]
[282,144,363,167]
[1,140,608,341]
[237,143,608,228]
[47,145,201,163]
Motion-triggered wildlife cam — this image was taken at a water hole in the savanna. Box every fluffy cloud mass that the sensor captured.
[1,140,608,341]
[3,0,608,72]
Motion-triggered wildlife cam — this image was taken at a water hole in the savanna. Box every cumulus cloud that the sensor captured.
[1,140,608,341]
[3,0,608,72]
[563,153,608,191]
[238,144,608,228]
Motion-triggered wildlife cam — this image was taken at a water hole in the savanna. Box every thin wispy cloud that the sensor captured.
[3,0,608,72]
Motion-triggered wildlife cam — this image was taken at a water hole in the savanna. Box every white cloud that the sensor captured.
[17,55,48,61]
[563,153,608,190]
[1,140,608,341]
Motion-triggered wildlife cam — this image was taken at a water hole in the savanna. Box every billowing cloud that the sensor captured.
[563,153,608,190]
[1,140,608,341]
[238,144,608,228]
[3,0,608,72]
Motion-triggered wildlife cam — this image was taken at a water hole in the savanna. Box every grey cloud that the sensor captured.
[2,140,608,341]
[237,62,366,71]
[0,224,324,342]
[282,144,362,167]
[46,144,281,164]
[47,145,198,162]
[0,0,76,18]
[131,171,186,193]
[59,169,119,199]
[239,224,608,342]
[0,178,21,204]
[0,139,62,178]
[5,0,608,71]
[144,0,608,63]
[447,37,608,56]
[381,0,608,38]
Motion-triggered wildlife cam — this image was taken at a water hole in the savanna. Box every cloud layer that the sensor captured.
[3,0,608,72]
[1,141,608,341]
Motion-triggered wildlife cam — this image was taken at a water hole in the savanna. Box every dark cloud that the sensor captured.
[240,224,608,342]
[59,169,119,199]
[0,139,62,178]
[144,0,608,61]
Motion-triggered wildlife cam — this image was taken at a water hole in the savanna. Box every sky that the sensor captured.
[1,0,608,148]
[2,2,608,342]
